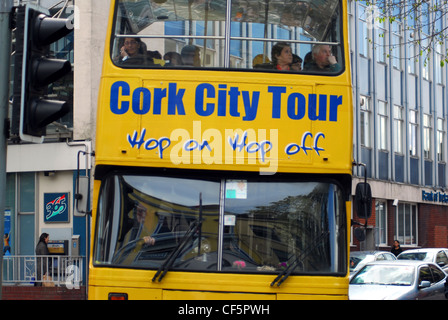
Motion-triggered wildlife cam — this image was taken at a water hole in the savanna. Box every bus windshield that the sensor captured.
[112,0,343,72]
[94,172,347,276]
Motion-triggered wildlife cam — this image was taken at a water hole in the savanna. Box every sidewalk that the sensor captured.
[2,285,87,300]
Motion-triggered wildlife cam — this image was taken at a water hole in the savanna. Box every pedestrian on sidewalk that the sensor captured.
[35,233,50,286]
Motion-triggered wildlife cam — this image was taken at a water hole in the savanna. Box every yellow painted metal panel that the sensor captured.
[163,290,276,300]
[88,267,348,300]
[97,76,352,175]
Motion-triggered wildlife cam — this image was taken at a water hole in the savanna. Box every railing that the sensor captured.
[2,255,84,287]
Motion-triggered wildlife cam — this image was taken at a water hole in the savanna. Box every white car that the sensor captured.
[397,248,448,273]
[349,260,447,300]
[350,251,397,277]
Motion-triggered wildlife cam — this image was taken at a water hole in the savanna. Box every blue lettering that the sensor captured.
[110,81,130,114]
[287,93,306,120]
[132,87,151,115]
[195,83,215,116]
[259,141,272,163]
[144,138,159,151]
[218,84,227,117]
[285,143,300,155]
[153,88,167,114]
[308,94,327,121]
[110,81,342,123]
[168,83,186,115]
[127,128,146,148]
[227,132,272,162]
[127,129,170,159]
[313,132,325,156]
[228,132,248,151]
[301,132,313,155]
[184,140,198,151]
[228,87,241,117]
[242,91,259,121]
[199,140,212,152]
[285,131,325,156]
[184,139,212,152]
[329,95,342,121]
[158,138,171,159]
[268,86,286,118]
[246,141,260,154]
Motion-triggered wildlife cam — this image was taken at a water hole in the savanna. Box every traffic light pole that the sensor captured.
[0,0,13,300]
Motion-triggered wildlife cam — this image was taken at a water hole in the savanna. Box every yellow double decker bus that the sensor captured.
[89,0,353,300]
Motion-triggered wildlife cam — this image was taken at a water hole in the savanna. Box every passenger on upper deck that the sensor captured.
[252,54,270,67]
[253,42,293,71]
[115,37,148,65]
[181,45,201,67]
[164,52,183,66]
[304,44,341,73]
[271,42,293,70]
[291,54,303,71]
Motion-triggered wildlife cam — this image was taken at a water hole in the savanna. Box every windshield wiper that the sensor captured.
[270,231,330,287]
[152,219,202,282]
[152,193,203,283]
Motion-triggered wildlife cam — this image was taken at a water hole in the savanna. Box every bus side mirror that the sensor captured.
[75,175,90,216]
[355,182,372,220]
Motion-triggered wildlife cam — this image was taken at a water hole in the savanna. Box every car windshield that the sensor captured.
[398,252,433,262]
[94,173,347,275]
[350,265,414,286]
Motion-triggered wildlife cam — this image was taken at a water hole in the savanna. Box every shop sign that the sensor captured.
[44,192,69,223]
[422,190,448,204]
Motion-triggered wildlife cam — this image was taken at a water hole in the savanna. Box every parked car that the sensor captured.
[350,251,396,276]
[397,248,448,273]
[349,260,447,300]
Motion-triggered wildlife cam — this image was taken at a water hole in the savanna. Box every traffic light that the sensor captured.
[12,4,73,142]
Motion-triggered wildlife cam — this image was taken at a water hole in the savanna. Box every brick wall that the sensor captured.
[352,199,448,251]
[2,286,86,300]
[419,204,448,248]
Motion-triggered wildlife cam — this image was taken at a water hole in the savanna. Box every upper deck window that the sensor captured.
[112,0,344,74]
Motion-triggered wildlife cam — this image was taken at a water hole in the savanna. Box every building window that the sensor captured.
[18,172,36,255]
[378,101,388,151]
[375,200,387,246]
[437,118,445,162]
[423,114,432,160]
[395,203,418,246]
[435,43,443,84]
[406,2,416,74]
[421,38,430,80]
[376,16,386,63]
[409,110,418,157]
[407,39,416,74]
[360,95,371,147]
[358,3,369,58]
[391,20,402,70]
[394,105,403,154]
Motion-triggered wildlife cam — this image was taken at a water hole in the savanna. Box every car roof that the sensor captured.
[363,260,434,267]
[398,248,447,253]
[350,250,392,255]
